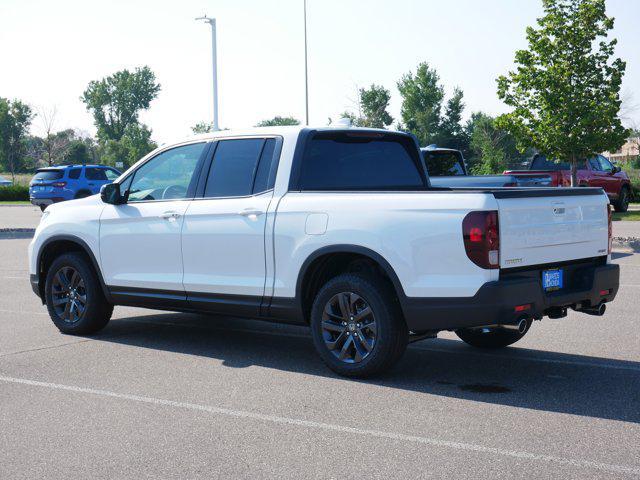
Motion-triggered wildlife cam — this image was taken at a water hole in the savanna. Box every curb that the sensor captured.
[613,236,640,252]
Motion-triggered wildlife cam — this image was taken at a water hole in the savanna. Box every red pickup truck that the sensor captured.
[504,154,632,212]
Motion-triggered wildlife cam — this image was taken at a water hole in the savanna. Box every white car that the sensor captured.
[28,126,619,377]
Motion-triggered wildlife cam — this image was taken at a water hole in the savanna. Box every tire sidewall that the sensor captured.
[310,274,406,377]
[45,253,107,335]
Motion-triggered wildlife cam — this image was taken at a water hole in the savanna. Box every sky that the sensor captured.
[1,0,638,144]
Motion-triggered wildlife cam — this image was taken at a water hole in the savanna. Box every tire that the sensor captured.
[613,186,630,213]
[75,190,92,199]
[310,273,408,378]
[456,320,532,349]
[39,204,47,212]
[44,252,113,335]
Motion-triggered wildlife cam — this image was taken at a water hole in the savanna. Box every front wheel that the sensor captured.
[456,320,532,349]
[310,274,408,378]
[45,252,113,335]
[613,186,630,213]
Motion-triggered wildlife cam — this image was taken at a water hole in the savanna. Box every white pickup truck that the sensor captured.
[29,126,619,377]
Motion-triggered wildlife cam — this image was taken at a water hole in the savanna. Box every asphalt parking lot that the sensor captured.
[1,234,640,478]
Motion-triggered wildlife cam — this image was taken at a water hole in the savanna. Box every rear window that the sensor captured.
[33,170,64,181]
[530,155,570,170]
[423,151,465,176]
[68,168,81,179]
[299,132,424,191]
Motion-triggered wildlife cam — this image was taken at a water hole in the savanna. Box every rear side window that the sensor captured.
[252,139,277,193]
[85,167,108,180]
[68,168,81,179]
[298,132,424,191]
[33,170,63,181]
[204,139,265,197]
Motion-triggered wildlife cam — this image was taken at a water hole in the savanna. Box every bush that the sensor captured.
[0,184,29,201]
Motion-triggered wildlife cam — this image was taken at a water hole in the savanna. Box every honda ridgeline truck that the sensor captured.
[28,127,619,377]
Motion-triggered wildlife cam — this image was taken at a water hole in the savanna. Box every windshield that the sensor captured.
[423,151,465,176]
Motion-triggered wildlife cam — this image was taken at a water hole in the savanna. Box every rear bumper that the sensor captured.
[402,262,619,332]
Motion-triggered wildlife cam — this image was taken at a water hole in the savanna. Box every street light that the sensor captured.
[303,0,309,125]
[196,15,219,131]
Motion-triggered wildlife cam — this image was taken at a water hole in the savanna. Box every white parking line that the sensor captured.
[0,375,638,476]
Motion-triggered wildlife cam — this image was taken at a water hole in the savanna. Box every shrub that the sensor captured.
[0,184,30,201]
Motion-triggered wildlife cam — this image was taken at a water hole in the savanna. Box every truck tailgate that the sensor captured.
[495,189,608,269]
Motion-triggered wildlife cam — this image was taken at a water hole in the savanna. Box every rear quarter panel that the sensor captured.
[272,192,499,299]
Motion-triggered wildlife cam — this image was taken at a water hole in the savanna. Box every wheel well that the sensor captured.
[299,252,402,323]
[37,240,94,300]
[74,190,92,198]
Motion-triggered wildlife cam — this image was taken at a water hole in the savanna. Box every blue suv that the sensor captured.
[29,165,121,211]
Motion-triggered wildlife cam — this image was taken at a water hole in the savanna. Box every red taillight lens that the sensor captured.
[462,210,500,269]
[52,182,66,188]
[607,204,612,254]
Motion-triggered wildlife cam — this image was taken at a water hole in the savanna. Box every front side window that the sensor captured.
[588,157,602,172]
[127,143,205,202]
[85,167,108,181]
[597,155,614,172]
[204,139,265,198]
[299,132,424,191]
[105,168,120,181]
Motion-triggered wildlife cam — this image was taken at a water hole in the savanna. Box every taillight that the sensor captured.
[607,204,612,254]
[462,211,500,269]
[52,182,66,188]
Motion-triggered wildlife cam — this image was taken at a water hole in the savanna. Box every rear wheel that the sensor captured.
[310,274,408,377]
[613,186,630,213]
[456,320,532,349]
[39,204,47,212]
[44,253,113,335]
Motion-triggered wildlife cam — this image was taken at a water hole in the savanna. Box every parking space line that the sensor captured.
[0,374,638,476]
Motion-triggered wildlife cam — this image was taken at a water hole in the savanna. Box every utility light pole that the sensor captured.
[196,15,219,131]
[303,0,309,125]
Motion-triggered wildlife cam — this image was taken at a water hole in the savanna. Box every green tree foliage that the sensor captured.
[255,116,301,127]
[63,140,91,165]
[191,121,215,134]
[438,87,469,153]
[358,84,393,128]
[397,62,444,145]
[99,123,156,169]
[0,98,34,180]
[467,113,509,174]
[81,66,160,142]
[496,0,628,185]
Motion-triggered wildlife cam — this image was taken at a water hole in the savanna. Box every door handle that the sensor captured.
[238,208,264,217]
[160,211,181,220]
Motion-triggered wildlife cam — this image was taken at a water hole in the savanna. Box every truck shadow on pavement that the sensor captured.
[97,311,640,424]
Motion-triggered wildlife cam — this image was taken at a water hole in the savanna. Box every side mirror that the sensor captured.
[611,166,620,174]
[100,183,125,205]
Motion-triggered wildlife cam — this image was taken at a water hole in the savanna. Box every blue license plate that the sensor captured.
[542,269,563,291]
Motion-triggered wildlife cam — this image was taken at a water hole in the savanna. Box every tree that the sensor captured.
[39,105,58,166]
[63,141,90,165]
[255,116,300,127]
[0,98,34,180]
[467,113,509,174]
[397,62,444,146]
[496,0,628,186]
[358,84,393,128]
[191,121,215,134]
[438,87,468,153]
[81,66,160,142]
[99,123,156,169]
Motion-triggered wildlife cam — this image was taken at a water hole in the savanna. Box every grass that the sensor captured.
[0,200,31,205]
[612,211,640,221]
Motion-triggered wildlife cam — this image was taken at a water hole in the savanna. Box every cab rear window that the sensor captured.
[298,132,424,191]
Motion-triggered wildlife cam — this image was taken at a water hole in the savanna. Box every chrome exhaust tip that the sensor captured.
[497,317,528,334]
[578,303,606,316]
